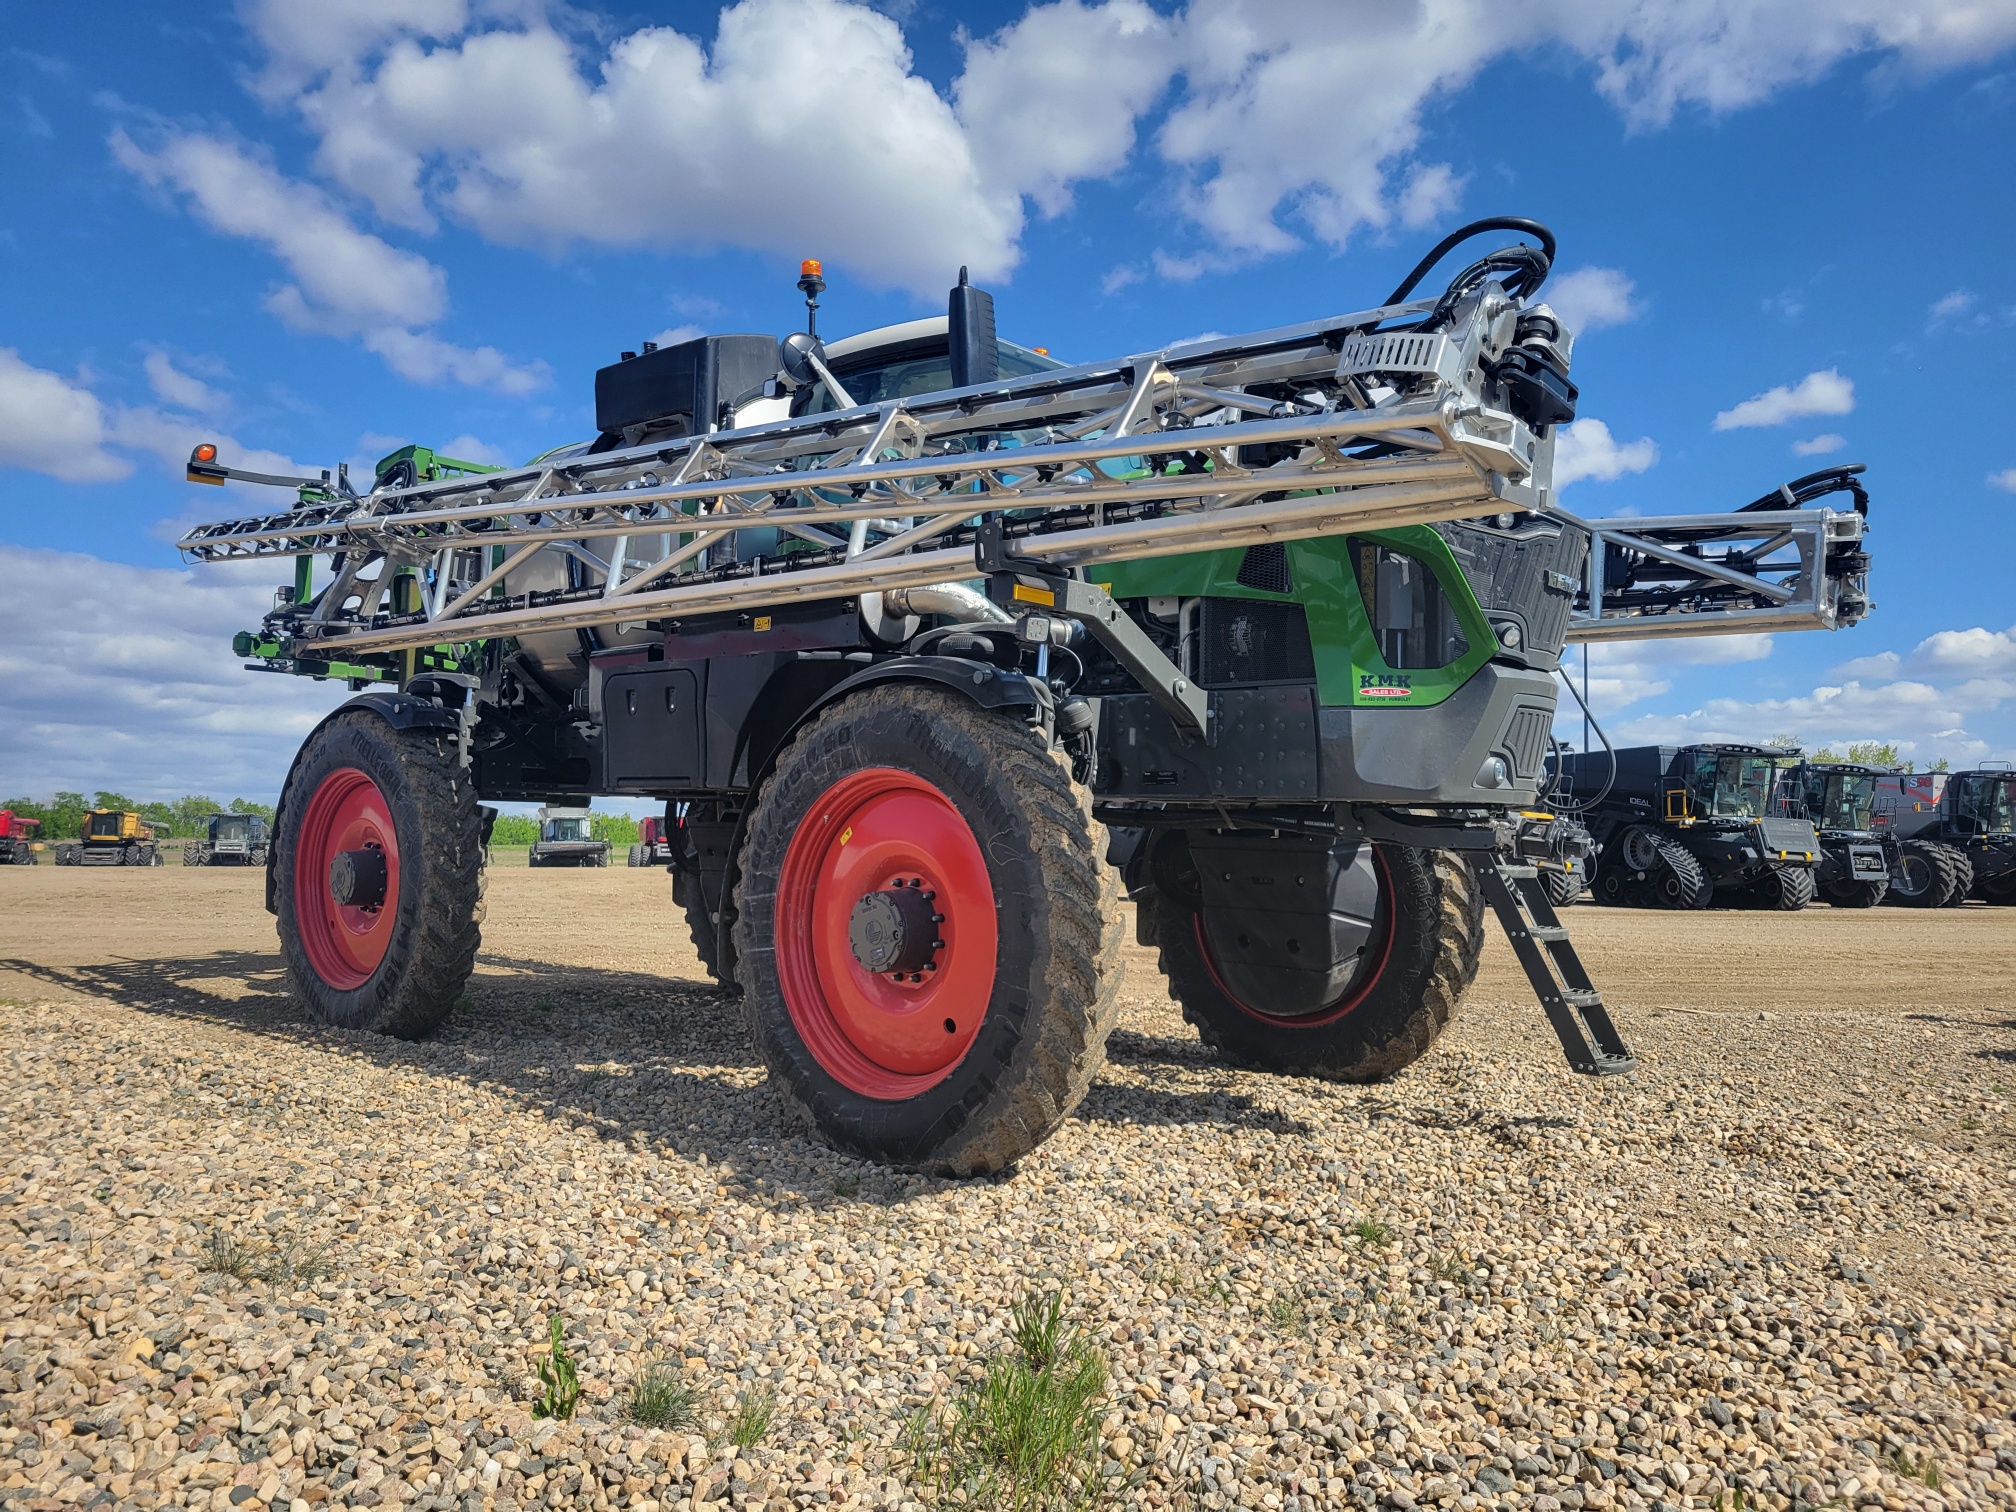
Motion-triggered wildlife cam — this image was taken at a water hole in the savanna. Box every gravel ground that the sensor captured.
[2,867,2014,1512]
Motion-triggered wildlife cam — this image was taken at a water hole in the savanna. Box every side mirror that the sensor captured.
[948,266,999,389]
[778,331,827,389]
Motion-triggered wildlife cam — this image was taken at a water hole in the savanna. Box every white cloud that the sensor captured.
[112,129,547,395]
[1100,264,1144,296]
[296,0,1021,294]
[1553,418,1659,490]
[1990,468,2016,494]
[1545,267,1640,335]
[143,351,229,416]
[1929,288,1976,324]
[645,325,707,350]
[1560,634,1772,712]
[107,408,306,486]
[228,0,2016,291]
[1792,433,1846,456]
[955,0,1178,221]
[1713,368,1855,430]
[0,544,353,802]
[0,349,131,483]
[436,433,513,468]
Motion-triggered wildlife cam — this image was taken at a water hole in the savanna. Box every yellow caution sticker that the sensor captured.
[838,826,853,846]
[753,615,772,631]
[1011,583,1056,606]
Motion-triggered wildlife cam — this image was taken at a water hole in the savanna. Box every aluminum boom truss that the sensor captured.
[178,289,1868,660]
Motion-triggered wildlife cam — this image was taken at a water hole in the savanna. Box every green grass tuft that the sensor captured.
[726,1387,777,1450]
[626,1359,697,1430]
[908,1287,1122,1510]
[1351,1218,1394,1247]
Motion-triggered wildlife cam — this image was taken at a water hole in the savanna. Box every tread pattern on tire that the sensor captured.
[274,710,486,1039]
[732,683,1121,1175]
[1648,834,1713,909]
[1937,844,1974,907]
[1539,867,1585,907]
[1751,863,1815,911]
[1158,846,1483,1082]
[1886,839,1959,908]
[1821,877,1887,907]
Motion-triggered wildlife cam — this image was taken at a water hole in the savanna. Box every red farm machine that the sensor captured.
[178,220,1874,1171]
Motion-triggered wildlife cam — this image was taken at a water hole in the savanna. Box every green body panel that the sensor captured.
[1090,525,1495,709]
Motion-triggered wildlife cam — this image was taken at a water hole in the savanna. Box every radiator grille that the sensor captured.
[1235,543,1293,594]
[1198,600,1315,687]
[1501,706,1553,780]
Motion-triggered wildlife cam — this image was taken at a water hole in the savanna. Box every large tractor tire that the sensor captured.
[1153,839,1483,1082]
[732,684,1122,1175]
[53,843,78,866]
[273,710,486,1038]
[1821,877,1887,907]
[1978,870,2016,906]
[1595,827,1712,909]
[1938,846,1974,907]
[1737,863,1815,911]
[1886,840,1959,907]
[627,843,646,867]
[183,842,206,866]
[1540,866,1585,908]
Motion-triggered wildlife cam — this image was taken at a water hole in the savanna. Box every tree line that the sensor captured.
[0,793,276,840]
[487,813,641,847]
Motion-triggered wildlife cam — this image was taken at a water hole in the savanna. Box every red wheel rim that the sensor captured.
[774,767,998,1099]
[294,767,401,991]
[1194,847,1395,1028]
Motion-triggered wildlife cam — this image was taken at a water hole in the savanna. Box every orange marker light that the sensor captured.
[1033,347,1049,356]
[194,443,218,463]
[800,259,823,278]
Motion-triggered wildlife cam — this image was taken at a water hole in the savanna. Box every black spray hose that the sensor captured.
[1383,216,1558,306]
[1546,660,1617,815]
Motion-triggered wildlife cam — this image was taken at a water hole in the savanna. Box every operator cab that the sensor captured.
[791,316,1062,417]
[1677,744,1780,821]
[1951,771,2016,835]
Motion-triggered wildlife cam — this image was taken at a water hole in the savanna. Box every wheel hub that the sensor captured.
[328,846,388,910]
[847,884,942,977]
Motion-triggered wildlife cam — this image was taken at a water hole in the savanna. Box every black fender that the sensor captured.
[266,684,469,915]
[701,655,1045,973]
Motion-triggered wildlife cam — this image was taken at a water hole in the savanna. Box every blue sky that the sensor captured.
[2,0,2014,801]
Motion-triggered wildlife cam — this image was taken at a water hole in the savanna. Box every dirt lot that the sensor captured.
[3,866,2014,1512]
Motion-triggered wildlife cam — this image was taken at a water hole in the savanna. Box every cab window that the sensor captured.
[797,339,1062,416]
[1349,540,1470,670]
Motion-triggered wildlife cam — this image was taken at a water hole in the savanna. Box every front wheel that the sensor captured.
[1821,878,1886,907]
[1733,863,1814,911]
[1155,841,1483,1081]
[733,684,1121,1175]
[274,710,486,1037]
[1886,840,1957,907]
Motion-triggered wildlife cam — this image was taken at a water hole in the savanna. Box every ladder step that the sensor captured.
[1562,988,1604,1008]
[1527,925,1569,941]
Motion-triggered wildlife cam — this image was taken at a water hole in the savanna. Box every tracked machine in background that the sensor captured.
[179,218,1874,1171]
[1551,744,1821,910]
[1876,769,2016,906]
[54,810,163,867]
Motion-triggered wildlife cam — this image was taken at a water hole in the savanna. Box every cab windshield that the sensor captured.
[798,339,1064,415]
[1954,776,2016,835]
[1814,772,1876,830]
[544,818,590,843]
[1684,753,1777,819]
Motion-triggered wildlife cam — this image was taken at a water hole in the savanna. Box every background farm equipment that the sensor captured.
[183,812,269,867]
[0,810,40,865]
[179,218,1871,1171]
[53,810,162,867]
[628,815,675,867]
[1779,760,1892,906]
[1876,769,2016,905]
[1551,744,1820,910]
[528,806,612,868]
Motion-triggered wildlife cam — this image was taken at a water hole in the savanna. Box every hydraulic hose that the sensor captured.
[1384,217,1558,306]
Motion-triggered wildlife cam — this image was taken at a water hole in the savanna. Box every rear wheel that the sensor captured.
[1155,839,1483,1081]
[733,684,1121,1174]
[1978,871,2016,905]
[1937,846,1974,907]
[274,710,485,1038]
[1886,840,1958,907]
